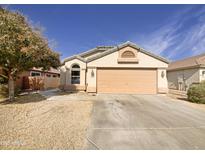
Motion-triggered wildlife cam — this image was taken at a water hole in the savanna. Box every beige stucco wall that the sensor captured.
[167,68,200,91]
[157,68,168,93]
[60,59,86,91]
[61,46,168,93]
[86,67,97,92]
[86,68,168,93]
[44,76,60,89]
[60,66,66,86]
[87,47,168,68]
[86,47,168,93]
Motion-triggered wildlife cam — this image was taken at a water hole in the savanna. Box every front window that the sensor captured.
[71,64,80,84]
[30,71,41,77]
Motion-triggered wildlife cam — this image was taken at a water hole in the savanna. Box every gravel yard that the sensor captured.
[0,93,93,149]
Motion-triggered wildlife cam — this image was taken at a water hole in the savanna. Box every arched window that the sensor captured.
[121,51,135,58]
[71,64,80,84]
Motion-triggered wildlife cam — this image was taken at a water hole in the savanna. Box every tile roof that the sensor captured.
[168,53,205,71]
[62,46,114,65]
[62,41,170,65]
[31,67,60,74]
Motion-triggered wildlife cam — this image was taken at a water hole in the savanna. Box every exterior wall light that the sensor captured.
[91,69,95,77]
[161,71,165,78]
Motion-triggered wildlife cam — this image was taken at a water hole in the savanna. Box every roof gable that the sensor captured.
[62,46,114,65]
[61,41,169,65]
[87,41,169,64]
[62,55,86,65]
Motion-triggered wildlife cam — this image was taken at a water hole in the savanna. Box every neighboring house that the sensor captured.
[167,53,205,91]
[16,67,60,90]
[60,41,169,94]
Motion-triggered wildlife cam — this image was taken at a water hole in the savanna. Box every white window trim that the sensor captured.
[71,65,80,84]
[71,72,80,84]
[30,71,41,77]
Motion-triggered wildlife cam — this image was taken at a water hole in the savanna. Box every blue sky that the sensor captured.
[4,4,205,61]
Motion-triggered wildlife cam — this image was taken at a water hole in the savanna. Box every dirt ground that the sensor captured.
[167,93,205,112]
[0,93,93,149]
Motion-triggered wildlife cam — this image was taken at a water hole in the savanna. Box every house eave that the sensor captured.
[139,48,170,64]
[200,64,205,68]
[87,41,170,64]
[167,65,201,72]
[61,55,86,66]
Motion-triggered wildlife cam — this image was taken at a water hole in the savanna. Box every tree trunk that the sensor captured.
[8,75,15,101]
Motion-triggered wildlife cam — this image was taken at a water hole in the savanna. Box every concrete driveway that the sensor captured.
[86,94,205,150]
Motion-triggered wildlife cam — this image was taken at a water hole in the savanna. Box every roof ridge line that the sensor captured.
[87,41,169,63]
[171,53,205,64]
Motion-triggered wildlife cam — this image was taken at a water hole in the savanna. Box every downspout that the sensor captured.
[85,61,87,92]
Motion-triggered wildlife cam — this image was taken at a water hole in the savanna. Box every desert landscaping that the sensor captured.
[0,92,93,149]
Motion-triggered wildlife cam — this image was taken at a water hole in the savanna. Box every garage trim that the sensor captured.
[97,67,158,94]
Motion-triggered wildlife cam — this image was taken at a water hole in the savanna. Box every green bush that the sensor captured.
[187,81,205,104]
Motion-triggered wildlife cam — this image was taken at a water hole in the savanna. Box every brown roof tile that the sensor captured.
[31,67,60,74]
[168,53,205,71]
[62,41,169,65]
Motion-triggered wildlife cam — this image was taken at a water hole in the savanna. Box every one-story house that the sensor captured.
[60,41,169,94]
[167,53,205,91]
[16,67,60,90]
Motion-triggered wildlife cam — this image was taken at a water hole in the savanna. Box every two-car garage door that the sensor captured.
[97,68,157,94]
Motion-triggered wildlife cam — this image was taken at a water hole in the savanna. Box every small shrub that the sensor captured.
[187,81,205,104]
[28,77,44,90]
